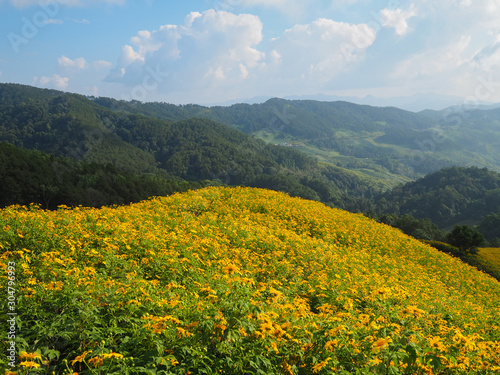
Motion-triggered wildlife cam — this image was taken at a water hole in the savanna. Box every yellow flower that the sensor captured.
[101,352,124,360]
[283,363,295,375]
[88,356,104,368]
[324,340,339,351]
[402,305,426,317]
[222,263,239,274]
[367,358,383,366]
[20,360,40,368]
[70,350,92,365]
[372,337,392,352]
[428,336,445,351]
[270,341,279,353]
[168,358,179,366]
[19,351,42,361]
[312,357,331,373]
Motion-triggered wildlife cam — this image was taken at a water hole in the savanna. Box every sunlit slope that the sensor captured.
[1,187,500,374]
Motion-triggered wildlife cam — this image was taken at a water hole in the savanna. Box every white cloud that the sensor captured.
[378,0,500,100]
[58,56,88,73]
[262,18,376,95]
[107,10,265,99]
[380,6,417,36]
[391,36,472,80]
[32,74,69,89]
[107,10,376,102]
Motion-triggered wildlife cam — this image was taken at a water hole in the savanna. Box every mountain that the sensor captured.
[282,92,469,112]
[0,83,381,211]
[210,92,474,112]
[376,166,500,230]
[2,186,499,374]
[3,83,500,222]
[94,95,500,183]
[0,142,203,209]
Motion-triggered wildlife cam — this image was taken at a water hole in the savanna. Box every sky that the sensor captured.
[1,0,500,107]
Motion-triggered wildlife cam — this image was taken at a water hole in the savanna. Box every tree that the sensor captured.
[478,212,500,242]
[446,225,486,256]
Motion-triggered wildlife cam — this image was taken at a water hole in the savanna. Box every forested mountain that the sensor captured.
[94,95,500,182]
[375,166,500,233]
[0,83,379,211]
[0,142,203,209]
[2,83,500,237]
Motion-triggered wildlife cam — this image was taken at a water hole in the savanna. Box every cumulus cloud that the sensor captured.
[380,6,417,36]
[107,10,376,102]
[379,0,500,100]
[270,18,376,77]
[58,56,88,72]
[32,74,69,89]
[107,10,265,99]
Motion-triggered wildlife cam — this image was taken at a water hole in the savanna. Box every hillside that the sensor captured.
[0,83,382,211]
[0,142,203,209]
[376,166,500,230]
[94,96,500,181]
[1,187,500,374]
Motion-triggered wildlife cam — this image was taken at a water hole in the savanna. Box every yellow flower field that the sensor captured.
[1,186,500,374]
[478,247,500,272]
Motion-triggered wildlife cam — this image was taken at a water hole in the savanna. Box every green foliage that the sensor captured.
[94,94,500,180]
[0,142,203,209]
[446,225,486,256]
[478,212,500,242]
[0,83,381,211]
[376,214,445,242]
[376,166,500,228]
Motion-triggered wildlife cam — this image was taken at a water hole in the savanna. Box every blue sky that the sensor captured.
[1,0,500,106]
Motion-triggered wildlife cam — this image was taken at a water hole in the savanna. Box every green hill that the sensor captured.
[0,142,203,209]
[94,96,500,182]
[1,187,499,374]
[375,166,500,229]
[0,83,383,211]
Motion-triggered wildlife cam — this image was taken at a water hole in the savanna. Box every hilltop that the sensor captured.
[1,187,499,374]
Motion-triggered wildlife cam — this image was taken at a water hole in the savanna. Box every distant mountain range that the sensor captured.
[0,83,381,212]
[210,92,500,112]
[94,94,500,184]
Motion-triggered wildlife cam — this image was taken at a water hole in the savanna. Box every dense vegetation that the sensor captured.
[375,166,500,232]
[0,83,382,211]
[2,187,500,374]
[0,142,204,209]
[94,95,500,180]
